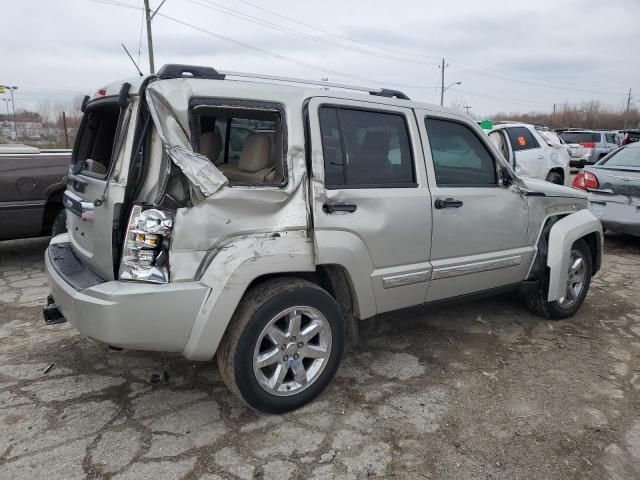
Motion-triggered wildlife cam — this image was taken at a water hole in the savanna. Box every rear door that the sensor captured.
[503,126,546,179]
[417,111,534,302]
[64,96,139,280]
[308,98,432,314]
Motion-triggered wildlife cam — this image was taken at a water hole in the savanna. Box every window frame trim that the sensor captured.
[424,115,502,188]
[318,103,419,190]
[72,97,129,181]
[189,97,289,189]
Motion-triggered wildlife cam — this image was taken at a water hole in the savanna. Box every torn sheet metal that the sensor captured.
[145,83,227,197]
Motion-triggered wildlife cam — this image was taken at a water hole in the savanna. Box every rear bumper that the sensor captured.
[588,197,640,237]
[45,237,209,352]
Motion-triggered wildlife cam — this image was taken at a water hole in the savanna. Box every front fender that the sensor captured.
[546,209,603,301]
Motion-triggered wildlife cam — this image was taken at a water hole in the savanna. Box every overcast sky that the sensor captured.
[1,0,639,117]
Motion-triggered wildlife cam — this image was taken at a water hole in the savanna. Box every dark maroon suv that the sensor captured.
[0,144,71,240]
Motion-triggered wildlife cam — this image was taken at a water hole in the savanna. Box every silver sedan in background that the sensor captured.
[573,142,640,236]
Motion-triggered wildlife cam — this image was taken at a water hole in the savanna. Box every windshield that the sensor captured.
[599,146,640,168]
[561,132,600,144]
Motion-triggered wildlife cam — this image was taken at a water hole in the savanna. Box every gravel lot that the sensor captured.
[1,234,639,480]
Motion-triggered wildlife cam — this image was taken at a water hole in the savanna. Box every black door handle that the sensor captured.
[323,203,357,214]
[434,198,463,209]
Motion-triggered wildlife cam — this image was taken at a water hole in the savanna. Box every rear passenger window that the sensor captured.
[505,127,540,151]
[605,133,616,143]
[319,107,415,188]
[425,118,497,186]
[194,103,284,185]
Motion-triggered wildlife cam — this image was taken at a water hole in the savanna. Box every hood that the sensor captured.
[520,177,587,200]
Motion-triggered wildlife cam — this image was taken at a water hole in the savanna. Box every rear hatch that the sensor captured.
[64,81,144,280]
[561,131,598,158]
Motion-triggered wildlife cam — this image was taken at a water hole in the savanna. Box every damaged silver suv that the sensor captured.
[45,64,603,413]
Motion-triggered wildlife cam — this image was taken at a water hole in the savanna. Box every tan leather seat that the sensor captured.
[199,131,222,164]
[218,133,276,183]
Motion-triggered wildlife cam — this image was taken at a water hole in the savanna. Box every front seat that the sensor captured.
[199,130,222,164]
[218,133,276,183]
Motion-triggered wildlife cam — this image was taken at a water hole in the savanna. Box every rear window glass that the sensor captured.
[505,127,540,151]
[74,103,121,176]
[561,132,601,143]
[600,146,640,167]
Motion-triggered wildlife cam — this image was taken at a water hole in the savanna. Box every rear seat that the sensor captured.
[218,133,276,184]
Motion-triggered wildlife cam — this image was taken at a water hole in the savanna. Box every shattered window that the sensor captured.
[194,105,284,186]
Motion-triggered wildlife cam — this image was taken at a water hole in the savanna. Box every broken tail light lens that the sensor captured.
[118,205,174,283]
[572,171,599,190]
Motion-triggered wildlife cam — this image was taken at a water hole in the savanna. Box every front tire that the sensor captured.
[525,238,592,320]
[217,277,345,413]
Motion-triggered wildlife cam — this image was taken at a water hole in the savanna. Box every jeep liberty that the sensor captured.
[45,65,603,413]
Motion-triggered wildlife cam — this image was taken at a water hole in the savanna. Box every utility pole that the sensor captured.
[553,103,556,115]
[2,86,19,141]
[62,111,69,149]
[142,0,167,75]
[143,0,155,74]
[464,106,472,116]
[439,57,447,106]
[624,88,632,129]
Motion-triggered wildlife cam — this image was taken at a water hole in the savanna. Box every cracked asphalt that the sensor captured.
[1,234,639,480]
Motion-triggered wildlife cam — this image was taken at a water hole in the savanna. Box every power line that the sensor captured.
[235,0,442,62]
[90,0,439,89]
[91,0,141,11]
[448,61,633,96]
[187,0,441,67]
[234,0,636,95]
[152,10,439,90]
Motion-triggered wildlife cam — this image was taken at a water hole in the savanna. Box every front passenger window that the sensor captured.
[425,118,497,186]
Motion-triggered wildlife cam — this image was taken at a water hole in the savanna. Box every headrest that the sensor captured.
[239,133,272,172]
[199,131,222,163]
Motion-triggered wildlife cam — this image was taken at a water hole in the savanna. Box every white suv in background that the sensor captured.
[489,123,570,185]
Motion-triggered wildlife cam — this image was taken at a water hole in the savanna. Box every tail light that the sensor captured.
[572,171,599,190]
[579,142,596,149]
[119,205,174,283]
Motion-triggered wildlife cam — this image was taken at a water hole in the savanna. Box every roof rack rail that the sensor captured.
[157,64,225,80]
[370,88,410,100]
[222,71,410,100]
[156,64,410,100]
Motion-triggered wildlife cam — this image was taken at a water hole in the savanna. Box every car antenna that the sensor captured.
[122,44,144,77]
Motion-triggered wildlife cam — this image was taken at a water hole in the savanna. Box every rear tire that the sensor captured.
[545,171,564,185]
[217,277,345,413]
[50,209,67,237]
[525,238,592,320]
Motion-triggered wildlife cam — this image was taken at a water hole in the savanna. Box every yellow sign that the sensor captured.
[0,86,5,94]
